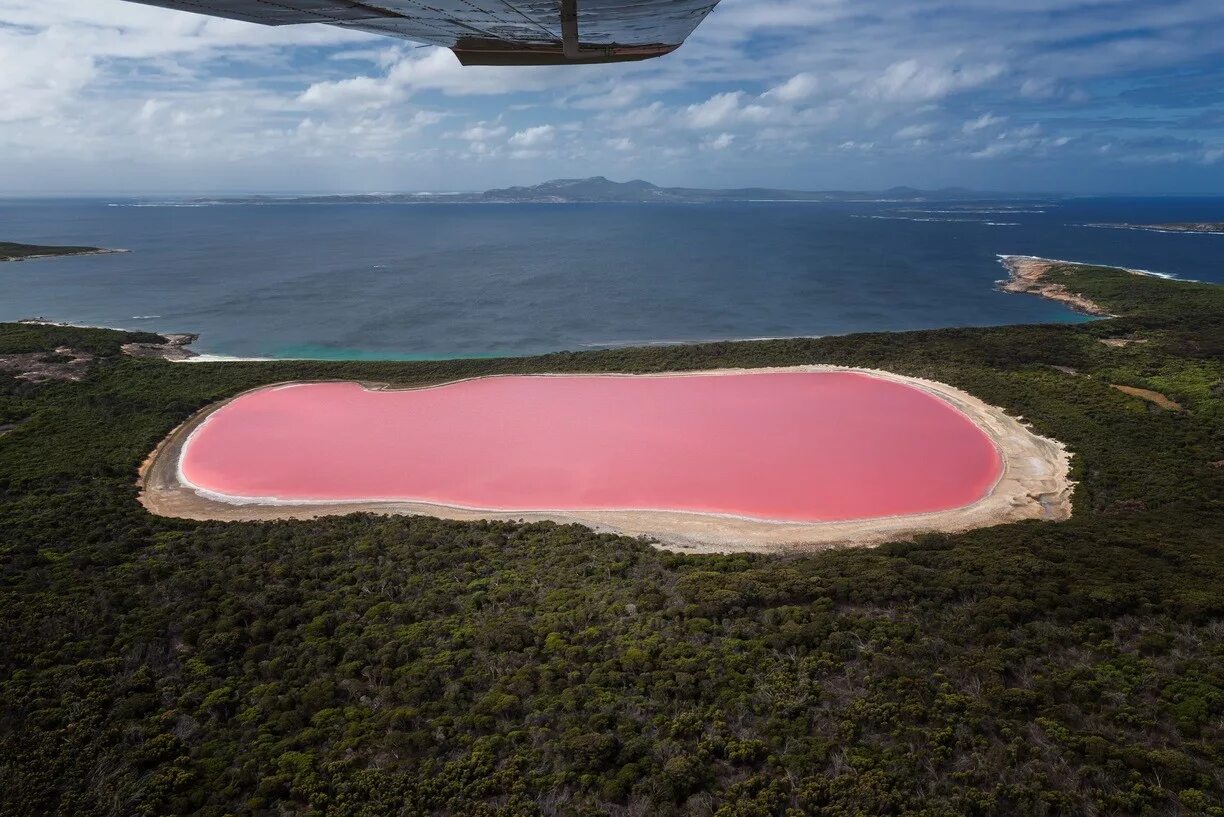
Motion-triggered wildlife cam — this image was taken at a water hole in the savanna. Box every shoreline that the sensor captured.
[994,254,1191,316]
[19,252,1153,363]
[1,247,129,262]
[997,255,1114,317]
[139,366,1074,555]
[998,253,1184,282]
[17,319,199,361]
[1083,223,1224,236]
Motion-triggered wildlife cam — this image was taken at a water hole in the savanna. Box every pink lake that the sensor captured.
[179,372,1002,522]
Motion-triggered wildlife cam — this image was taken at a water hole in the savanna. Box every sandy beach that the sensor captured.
[139,366,1073,554]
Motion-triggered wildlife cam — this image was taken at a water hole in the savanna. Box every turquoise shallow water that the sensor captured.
[1,197,1220,359]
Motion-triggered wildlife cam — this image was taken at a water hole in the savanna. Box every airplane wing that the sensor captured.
[120,0,720,65]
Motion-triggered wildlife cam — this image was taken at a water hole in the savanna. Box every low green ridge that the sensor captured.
[0,241,109,261]
[1,262,1221,817]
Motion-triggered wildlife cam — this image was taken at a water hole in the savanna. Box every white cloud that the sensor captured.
[509,124,555,147]
[0,27,98,122]
[763,73,819,102]
[967,124,1068,161]
[299,75,407,109]
[571,82,642,110]
[297,48,570,111]
[4,0,1224,192]
[963,112,1005,133]
[685,92,744,128]
[895,123,937,140]
[605,102,665,131]
[868,59,1006,102]
[459,122,507,141]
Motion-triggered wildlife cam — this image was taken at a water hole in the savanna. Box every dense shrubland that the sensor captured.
[0,242,112,261]
[1,264,1222,816]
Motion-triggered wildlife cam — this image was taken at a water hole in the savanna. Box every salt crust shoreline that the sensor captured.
[139,367,1074,555]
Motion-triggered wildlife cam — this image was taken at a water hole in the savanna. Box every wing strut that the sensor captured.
[561,0,579,59]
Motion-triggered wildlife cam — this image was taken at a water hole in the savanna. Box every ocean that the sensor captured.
[2,196,1222,360]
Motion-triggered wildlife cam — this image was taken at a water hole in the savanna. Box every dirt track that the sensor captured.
[139,366,1074,554]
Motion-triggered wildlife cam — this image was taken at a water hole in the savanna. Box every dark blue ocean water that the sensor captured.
[2,197,1221,359]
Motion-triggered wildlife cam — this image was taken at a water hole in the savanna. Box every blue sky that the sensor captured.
[3,0,1224,194]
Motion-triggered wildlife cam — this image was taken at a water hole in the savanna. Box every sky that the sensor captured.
[3,0,1224,194]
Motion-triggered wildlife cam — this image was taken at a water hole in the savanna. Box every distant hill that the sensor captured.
[481,177,669,202]
[199,177,1054,205]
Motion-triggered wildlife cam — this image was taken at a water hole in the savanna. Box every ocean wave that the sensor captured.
[854,215,998,223]
[177,354,278,363]
[109,202,216,208]
[900,208,1046,215]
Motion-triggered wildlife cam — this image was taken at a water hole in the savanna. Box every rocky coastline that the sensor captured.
[996,255,1113,316]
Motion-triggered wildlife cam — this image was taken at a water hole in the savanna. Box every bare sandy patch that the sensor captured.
[1110,384,1183,412]
[0,347,93,382]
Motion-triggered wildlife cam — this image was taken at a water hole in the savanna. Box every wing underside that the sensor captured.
[122,0,720,64]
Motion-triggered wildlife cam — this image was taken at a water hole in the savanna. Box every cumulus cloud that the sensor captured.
[763,73,819,102]
[459,122,507,141]
[0,28,101,122]
[868,60,1006,102]
[299,74,406,109]
[509,125,555,147]
[298,48,567,110]
[570,82,643,110]
[963,112,1006,133]
[685,92,744,128]
[896,123,937,140]
[3,0,1224,192]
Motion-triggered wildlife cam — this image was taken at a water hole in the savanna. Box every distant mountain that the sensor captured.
[199,177,1056,205]
[480,177,668,202]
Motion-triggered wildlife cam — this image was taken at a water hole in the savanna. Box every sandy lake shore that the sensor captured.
[139,366,1074,555]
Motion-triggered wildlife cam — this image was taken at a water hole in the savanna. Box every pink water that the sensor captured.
[180,372,1002,522]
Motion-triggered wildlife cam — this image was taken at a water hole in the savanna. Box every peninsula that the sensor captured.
[997,255,1115,315]
[1,241,126,261]
[1086,222,1224,234]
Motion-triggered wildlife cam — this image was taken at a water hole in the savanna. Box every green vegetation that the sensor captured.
[1,263,1222,816]
[0,322,163,357]
[0,241,111,261]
